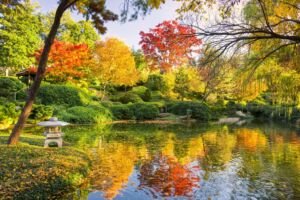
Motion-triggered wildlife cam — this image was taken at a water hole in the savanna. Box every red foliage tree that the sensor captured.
[34,39,93,83]
[139,20,202,72]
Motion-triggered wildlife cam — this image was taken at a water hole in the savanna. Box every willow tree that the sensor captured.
[6,0,164,145]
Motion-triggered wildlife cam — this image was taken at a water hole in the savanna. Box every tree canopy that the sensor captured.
[0,1,42,72]
[140,20,202,72]
[93,38,139,86]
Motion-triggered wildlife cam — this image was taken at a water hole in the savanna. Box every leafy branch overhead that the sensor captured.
[178,0,299,67]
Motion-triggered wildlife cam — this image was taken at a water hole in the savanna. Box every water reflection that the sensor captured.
[63,123,300,200]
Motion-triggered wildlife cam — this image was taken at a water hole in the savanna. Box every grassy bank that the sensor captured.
[0,134,91,199]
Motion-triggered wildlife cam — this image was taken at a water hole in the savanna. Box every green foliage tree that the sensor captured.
[132,49,148,71]
[173,68,189,101]
[0,1,42,75]
[42,11,100,48]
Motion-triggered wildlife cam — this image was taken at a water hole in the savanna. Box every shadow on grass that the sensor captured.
[0,135,44,147]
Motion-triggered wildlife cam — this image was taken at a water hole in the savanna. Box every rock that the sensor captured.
[236,111,247,117]
[217,117,240,124]
[158,113,171,118]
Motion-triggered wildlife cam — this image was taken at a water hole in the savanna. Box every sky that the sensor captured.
[35,0,180,49]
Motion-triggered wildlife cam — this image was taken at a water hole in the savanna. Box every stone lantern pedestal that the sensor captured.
[38,117,69,147]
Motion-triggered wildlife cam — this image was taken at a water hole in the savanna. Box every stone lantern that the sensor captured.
[38,117,69,147]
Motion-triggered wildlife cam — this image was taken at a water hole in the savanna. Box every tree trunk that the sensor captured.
[7,2,68,145]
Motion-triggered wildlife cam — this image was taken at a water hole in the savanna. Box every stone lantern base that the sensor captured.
[44,138,63,148]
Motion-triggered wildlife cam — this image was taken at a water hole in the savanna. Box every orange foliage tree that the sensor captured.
[34,39,93,83]
[139,20,202,72]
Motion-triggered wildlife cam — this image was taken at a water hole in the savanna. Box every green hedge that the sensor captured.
[109,102,159,120]
[131,86,151,101]
[57,105,112,124]
[37,84,90,107]
[0,76,25,100]
[167,101,211,121]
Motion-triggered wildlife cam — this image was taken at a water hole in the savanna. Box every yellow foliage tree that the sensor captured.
[93,38,139,87]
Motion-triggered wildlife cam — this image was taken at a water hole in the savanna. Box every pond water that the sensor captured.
[62,121,300,200]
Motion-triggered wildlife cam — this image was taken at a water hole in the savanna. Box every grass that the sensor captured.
[0,133,91,199]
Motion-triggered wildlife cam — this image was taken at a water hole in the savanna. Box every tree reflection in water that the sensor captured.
[81,123,300,199]
[139,154,200,198]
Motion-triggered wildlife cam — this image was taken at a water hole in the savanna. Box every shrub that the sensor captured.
[246,100,270,117]
[0,101,19,129]
[38,84,90,107]
[101,101,114,108]
[168,101,211,121]
[0,76,25,100]
[16,103,54,121]
[110,105,134,120]
[148,101,166,112]
[146,74,168,92]
[151,91,164,101]
[129,102,159,120]
[29,104,53,121]
[291,107,300,122]
[119,92,143,104]
[132,86,151,101]
[57,105,112,124]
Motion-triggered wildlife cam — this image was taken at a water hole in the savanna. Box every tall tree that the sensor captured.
[7,0,164,145]
[0,0,42,76]
[140,20,202,72]
[173,68,189,100]
[42,11,100,48]
[33,39,93,83]
[93,38,139,87]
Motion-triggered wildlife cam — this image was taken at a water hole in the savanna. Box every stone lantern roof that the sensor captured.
[38,117,69,127]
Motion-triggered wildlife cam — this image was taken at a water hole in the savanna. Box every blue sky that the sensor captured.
[35,0,180,49]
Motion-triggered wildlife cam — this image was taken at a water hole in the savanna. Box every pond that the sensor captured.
[61,121,300,200]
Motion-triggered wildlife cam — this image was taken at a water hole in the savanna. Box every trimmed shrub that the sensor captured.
[129,102,159,120]
[57,105,112,124]
[0,76,25,100]
[38,84,90,107]
[110,105,134,120]
[132,86,151,101]
[168,101,211,121]
[119,92,143,104]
